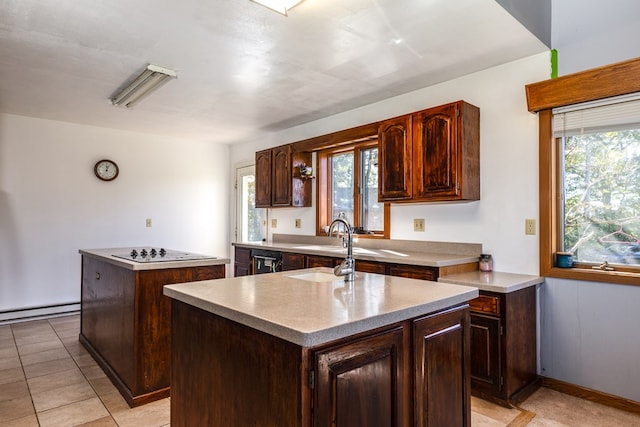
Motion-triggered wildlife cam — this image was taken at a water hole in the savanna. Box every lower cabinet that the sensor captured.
[282,252,305,271]
[234,247,252,276]
[170,300,471,426]
[468,287,539,406]
[313,304,470,427]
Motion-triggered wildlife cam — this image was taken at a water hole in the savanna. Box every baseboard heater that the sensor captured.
[0,302,80,324]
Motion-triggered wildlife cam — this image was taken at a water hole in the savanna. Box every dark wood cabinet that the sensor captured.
[314,326,408,427]
[305,254,341,268]
[468,287,539,407]
[282,252,305,271]
[80,255,225,407]
[379,100,480,203]
[234,247,252,276]
[255,145,312,208]
[414,305,471,427]
[389,263,437,281]
[355,259,387,274]
[379,115,413,201]
[170,298,470,426]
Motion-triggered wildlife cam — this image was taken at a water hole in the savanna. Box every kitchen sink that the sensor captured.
[286,272,343,282]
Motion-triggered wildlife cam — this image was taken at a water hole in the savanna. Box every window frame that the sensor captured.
[316,140,390,238]
[526,56,640,286]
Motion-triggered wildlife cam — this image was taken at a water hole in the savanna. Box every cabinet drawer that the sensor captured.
[469,295,500,316]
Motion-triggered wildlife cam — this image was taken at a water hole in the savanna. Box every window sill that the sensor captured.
[544,266,640,286]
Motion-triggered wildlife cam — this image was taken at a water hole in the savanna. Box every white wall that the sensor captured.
[230,53,549,275]
[0,114,229,315]
[537,0,640,403]
[552,0,640,75]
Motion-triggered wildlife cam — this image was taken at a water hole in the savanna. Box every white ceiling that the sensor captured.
[0,0,547,144]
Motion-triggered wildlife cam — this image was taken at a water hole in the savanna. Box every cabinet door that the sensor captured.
[271,145,292,206]
[234,247,252,277]
[355,260,387,274]
[305,255,340,268]
[388,264,436,281]
[282,252,305,271]
[413,103,459,199]
[255,149,272,208]
[414,305,470,427]
[314,326,407,427]
[469,314,501,396]
[379,116,413,201]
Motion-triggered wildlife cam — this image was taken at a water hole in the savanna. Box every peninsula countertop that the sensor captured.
[163,267,478,347]
[438,271,544,293]
[79,247,230,271]
[233,239,480,268]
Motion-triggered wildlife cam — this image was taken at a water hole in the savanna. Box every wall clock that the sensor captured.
[94,159,119,181]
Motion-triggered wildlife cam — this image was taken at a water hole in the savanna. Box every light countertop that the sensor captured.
[234,241,479,268]
[438,271,544,293]
[163,267,478,347]
[79,247,229,271]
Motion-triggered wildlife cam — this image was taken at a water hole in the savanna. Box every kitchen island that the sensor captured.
[79,247,229,407]
[164,267,478,426]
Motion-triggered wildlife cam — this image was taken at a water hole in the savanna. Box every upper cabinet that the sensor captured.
[379,100,480,203]
[255,145,312,208]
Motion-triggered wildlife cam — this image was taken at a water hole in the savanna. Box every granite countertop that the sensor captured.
[79,247,230,271]
[233,241,479,268]
[438,271,544,293]
[164,267,478,347]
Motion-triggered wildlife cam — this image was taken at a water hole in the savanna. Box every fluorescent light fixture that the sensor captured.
[111,64,177,108]
[250,0,304,16]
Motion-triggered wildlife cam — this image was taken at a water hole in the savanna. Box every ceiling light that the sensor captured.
[250,0,304,16]
[111,64,177,108]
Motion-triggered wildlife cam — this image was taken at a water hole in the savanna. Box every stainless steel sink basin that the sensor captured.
[286,272,342,282]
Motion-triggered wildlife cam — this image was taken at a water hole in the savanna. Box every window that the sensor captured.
[317,140,389,237]
[235,165,266,243]
[555,97,640,268]
[526,56,640,285]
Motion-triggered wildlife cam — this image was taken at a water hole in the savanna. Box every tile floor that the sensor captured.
[1,314,639,426]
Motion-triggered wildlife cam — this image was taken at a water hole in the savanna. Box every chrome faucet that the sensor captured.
[327,214,355,282]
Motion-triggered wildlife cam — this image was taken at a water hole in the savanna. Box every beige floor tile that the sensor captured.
[55,328,80,340]
[0,396,35,424]
[36,397,110,427]
[0,337,15,349]
[0,380,30,402]
[76,415,118,426]
[471,410,509,426]
[14,331,59,347]
[0,346,19,359]
[110,397,170,427]
[471,396,523,424]
[0,413,39,427]
[27,366,86,394]
[89,376,120,397]
[19,347,69,366]
[0,367,25,385]
[48,315,80,329]
[0,355,21,371]
[17,338,65,356]
[81,364,108,380]
[520,388,640,427]
[74,351,101,368]
[23,356,78,379]
[32,379,98,412]
[99,389,131,414]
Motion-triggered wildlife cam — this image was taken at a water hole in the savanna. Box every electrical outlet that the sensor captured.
[525,219,536,235]
[146,218,152,228]
[414,218,425,232]
[295,218,301,228]
[271,219,277,228]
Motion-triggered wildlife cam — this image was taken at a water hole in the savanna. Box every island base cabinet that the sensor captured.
[170,298,471,426]
[414,305,471,427]
[313,326,408,427]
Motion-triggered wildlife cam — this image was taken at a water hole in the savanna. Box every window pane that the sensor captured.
[242,174,266,242]
[331,152,354,224]
[562,130,640,265]
[360,147,383,231]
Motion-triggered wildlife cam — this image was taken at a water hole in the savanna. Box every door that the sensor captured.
[235,165,266,243]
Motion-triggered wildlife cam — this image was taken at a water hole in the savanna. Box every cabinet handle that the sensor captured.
[95,272,101,280]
